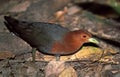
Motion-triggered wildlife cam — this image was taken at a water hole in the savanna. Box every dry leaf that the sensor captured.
[59,66,77,77]
[45,61,65,77]
[0,51,15,59]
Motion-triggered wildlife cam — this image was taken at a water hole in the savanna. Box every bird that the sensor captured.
[4,16,99,61]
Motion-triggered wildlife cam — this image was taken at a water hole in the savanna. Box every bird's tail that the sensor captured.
[4,16,19,33]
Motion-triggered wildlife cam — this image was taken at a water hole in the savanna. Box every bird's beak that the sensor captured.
[88,38,99,44]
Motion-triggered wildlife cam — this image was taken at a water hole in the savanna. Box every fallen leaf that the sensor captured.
[45,61,65,77]
[0,51,15,59]
[59,66,77,77]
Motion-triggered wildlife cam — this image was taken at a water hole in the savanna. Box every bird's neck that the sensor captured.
[63,32,83,52]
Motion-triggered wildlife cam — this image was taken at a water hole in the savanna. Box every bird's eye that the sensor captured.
[82,35,87,38]
[83,35,87,38]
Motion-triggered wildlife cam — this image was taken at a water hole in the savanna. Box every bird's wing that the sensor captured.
[4,16,69,54]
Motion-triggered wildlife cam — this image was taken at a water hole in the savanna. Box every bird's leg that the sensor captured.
[32,48,37,62]
[55,54,60,61]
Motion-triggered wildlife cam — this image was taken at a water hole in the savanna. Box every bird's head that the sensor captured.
[67,30,99,45]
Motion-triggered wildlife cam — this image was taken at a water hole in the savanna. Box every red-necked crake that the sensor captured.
[4,16,99,61]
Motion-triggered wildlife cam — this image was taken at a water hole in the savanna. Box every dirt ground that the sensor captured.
[0,0,120,77]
